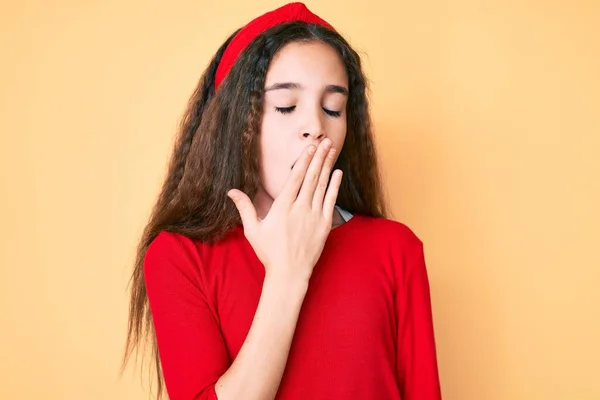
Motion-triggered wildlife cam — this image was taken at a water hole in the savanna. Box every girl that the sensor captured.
[123,3,442,400]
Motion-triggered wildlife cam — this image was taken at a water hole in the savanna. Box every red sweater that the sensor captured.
[144,214,442,400]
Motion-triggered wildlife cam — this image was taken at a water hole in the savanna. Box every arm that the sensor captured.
[396,238,442,399]
[216,274,307,400]
[147,141,341,399]
[145,232,308,400]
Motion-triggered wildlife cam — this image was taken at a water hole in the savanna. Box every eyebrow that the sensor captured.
[264,82,349,96]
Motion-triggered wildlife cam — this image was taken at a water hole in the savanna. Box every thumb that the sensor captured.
[227,189,259,231]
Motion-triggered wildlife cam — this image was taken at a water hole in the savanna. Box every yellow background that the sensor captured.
[1,0,599,399]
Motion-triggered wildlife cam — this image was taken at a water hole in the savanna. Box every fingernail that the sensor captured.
[308,145,316,155]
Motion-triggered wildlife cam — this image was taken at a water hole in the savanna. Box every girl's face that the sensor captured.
[254,40,349,215]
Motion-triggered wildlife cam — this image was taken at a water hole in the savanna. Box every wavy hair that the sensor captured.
[122,22,389,398]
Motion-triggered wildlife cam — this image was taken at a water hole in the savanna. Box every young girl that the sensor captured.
[123,3,442,400]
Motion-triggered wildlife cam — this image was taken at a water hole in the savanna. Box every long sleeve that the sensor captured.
[144,231,230,400]
[395,237,442,399]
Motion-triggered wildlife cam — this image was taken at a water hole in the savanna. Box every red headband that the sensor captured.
[214,2,334,90]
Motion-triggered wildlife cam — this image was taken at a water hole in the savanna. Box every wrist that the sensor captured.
[263,270,310,296]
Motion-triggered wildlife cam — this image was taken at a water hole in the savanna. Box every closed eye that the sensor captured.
[275,106,296,114]
[275,106,342,118]
[323,108,341,117]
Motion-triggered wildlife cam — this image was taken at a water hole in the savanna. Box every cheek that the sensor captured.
[258,115,291,196]
[327,118,347,155]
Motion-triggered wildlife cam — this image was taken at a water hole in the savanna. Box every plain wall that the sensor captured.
[1,0,599,399]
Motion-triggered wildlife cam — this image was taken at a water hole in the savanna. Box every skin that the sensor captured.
[220,41,349,400]
[253,40,349,226]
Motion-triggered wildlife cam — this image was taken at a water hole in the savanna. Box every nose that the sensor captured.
[303,131,326,140]
[301,108,327,141]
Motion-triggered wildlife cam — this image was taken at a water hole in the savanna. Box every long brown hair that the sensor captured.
[122,22,389,398]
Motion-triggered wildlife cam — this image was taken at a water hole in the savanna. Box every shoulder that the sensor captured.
[352,215,424,252]
[145,231,200,263]
[143,228,245,283]
[349,215,427,279]
[143,231,207,282]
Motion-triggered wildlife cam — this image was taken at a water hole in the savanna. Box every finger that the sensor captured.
[297,139,332,204]
[311,146,337,210]
[322,169,343,220]
[227,189,259,232]
[278,144,317,203]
